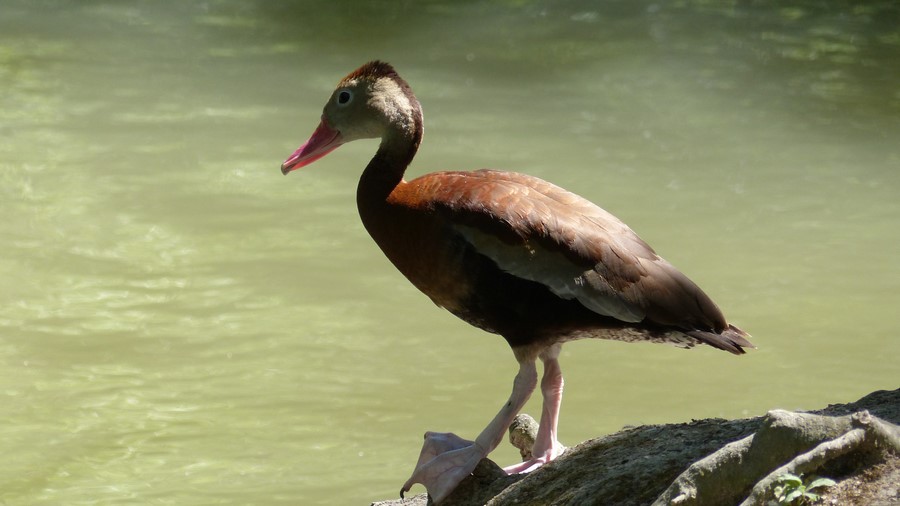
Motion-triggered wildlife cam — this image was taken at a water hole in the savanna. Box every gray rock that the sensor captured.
[371,389,900,506]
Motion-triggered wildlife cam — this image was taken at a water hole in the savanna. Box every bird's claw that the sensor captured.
[502,443,566,474]
[400,432,486,504]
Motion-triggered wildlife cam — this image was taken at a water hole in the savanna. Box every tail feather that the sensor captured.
[686,324,754,355]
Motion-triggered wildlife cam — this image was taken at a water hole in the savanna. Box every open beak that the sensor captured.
[281,118,344,174]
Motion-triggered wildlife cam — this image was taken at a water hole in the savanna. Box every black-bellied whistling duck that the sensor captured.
[281,61,753,504]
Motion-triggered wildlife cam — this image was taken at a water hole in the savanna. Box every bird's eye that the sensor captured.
[337,90,353,106]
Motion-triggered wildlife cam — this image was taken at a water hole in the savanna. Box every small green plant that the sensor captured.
[773,473,836,505]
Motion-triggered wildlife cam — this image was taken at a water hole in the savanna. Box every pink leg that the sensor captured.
[504,345,566,474]
[400,359,538,504]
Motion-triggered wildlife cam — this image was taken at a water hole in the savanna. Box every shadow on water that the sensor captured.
[250,0,900,109]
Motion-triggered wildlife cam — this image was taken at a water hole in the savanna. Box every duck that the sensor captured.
[281,60,753,504]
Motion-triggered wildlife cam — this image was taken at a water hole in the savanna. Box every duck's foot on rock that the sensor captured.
[399,432,489,504]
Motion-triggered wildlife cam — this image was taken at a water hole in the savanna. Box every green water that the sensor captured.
[1,1,898,504]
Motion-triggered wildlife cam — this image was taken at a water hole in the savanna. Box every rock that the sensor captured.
[508,414,539,462]
[370,388,900,506]
[819,453,900,505]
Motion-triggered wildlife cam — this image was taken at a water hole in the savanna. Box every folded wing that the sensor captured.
[409,169,728,333]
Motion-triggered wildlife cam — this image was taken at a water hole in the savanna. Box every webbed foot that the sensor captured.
[400,432,487,504]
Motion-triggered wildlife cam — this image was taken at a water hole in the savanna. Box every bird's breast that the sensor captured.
[358,195,475,314]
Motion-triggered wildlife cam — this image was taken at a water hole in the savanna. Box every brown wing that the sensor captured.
[403,169,729,333]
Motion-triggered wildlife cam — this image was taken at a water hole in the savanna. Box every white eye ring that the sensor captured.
[336,89,353,106]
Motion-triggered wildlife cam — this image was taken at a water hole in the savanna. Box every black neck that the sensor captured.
[357,97,424,204]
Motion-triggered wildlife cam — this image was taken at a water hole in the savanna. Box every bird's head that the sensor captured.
[281,61,422,174]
